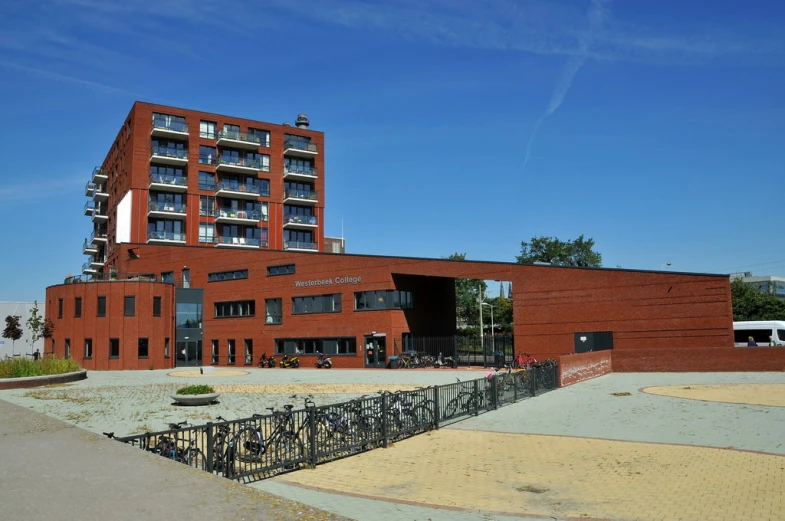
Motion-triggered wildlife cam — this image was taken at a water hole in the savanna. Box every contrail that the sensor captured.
[522,0,609,172]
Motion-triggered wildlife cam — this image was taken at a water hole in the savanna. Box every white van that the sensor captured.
[733,321,785,347]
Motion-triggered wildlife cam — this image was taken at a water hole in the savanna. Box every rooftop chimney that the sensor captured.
[295,113,310,129]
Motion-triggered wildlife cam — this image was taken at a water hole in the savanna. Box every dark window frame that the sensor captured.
[214,300,255,318]
[84,338,92,359]
[58,298,63,319]
[109,338,120,358]
[267,264,296,276]
[265,298,283,324]
[164,338,170,358]
[97,296,106,317]
[207,269,249,282]
[74,297,82,318]
[275,337,356,356]
[354,290,413,311]
[292,294,341,315]
[153,296,162,317]
[124,296,135,317]
[138,338,149,359]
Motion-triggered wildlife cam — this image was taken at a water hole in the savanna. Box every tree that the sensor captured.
[26,302,53,356]
[445,253,487,331]
[3,315,23,356]
[731,278,785,321]
[516,234,602,267]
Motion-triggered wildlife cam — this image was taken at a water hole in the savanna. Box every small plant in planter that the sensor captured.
[170,384,220,406]
[176,384,215,395]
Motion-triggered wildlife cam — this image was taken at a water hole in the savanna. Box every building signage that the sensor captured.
[295,276,362,288]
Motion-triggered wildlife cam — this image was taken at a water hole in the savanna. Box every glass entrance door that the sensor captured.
[176,340,202,366]
[364,335,387,368]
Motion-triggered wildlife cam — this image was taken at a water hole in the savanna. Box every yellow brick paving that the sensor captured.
[277,429,785,521]
[642,383,785,407]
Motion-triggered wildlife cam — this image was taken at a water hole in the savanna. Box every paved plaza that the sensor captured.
[2,369,784,520]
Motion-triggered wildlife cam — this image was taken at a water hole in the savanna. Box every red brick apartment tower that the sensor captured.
[82,102,325,277]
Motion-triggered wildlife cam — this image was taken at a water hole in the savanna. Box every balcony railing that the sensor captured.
[82,262,97,274]
[215,181,263,195]
[90,229,107,242]
[215,207,266,221]
[283,214,318,226]
[149,174,188,187]
[198,182,216,191]
[216,236,266,247]
[147,230,186,242]
[84,201,95,215]
[151,146,188,160]
[199,156,218,166]
[82,239,97,253]
[216,129,267,146]
[152,116,189,134]
[284,188,318,201]
[217,155,269,171]
[283,139,318,154]
[148,200,187,214]
[283,165,318,178]
[91,167,107,181]
[93,185,108,199]
[199,207,216,217]
[85,181,95,196]
[198,235,217,244]
[284,240,318,251]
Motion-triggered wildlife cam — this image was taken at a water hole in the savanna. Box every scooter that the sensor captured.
[257,353,276,368]
[279,354,300,368]
[315,352,333,369]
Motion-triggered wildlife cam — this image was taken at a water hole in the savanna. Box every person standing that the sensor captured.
[747,336,758,347]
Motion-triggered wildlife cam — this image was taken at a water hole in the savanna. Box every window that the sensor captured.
[65,339,70,359]
[267,264,295,276]
[249,128,270,147]
[199,195,215,216]
[109,338,119,358]
[227,339,235,365]
[165,338,170,358]
[198,171,215,191]
[779,329,785,342]
[138,338,149,359]
[97,296,106,317]
[161,272,174,284]
[354,290,413,310]
[200,120,216,139]
[58,298,63,319]
[153,113,186,132]
[247,152,270,171]
[211,339,219,365]
[199,145,216,165]
[265,298,282,324]
[284,134,312,150]
[214,300,255,318]
[223,124,240,138]
[84,338,92,359]
[199,223,215,243]
[208,269,249,282]
[124,296,135,316]
[153,297,162,317]
[275,337,356,356]
[292,294,341,314]
[244,339,253,365]
[74,297,82,318]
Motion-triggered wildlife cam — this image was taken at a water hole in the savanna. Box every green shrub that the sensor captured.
[0,358,82,379]
[176,384,215,395]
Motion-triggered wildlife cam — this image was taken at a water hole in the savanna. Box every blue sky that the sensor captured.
[1,0,784,302]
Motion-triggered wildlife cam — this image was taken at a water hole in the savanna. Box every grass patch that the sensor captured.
[611,392,631,397]
[176,384,215,395]
[0,358,82,379]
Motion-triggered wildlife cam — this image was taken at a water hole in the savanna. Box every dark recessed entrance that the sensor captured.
[364,334,387,368]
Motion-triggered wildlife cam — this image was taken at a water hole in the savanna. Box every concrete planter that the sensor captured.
[0,370,87,390]
[169,392,221,406]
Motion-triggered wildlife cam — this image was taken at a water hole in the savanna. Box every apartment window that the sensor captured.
[109,338,119,358]
[265,298,282,325]
[227,339,235,365]
[224,124,240,138]
[153,113,186,132]
[65,339,70,359]
[244,339,253,365]
[74,297,82,318]
[198,171,215,191]
[124,296,135,316]
[249,128,270,147]
[150,164,185,183]
[199,223,215,243]
[284,157,315,174]
[284,134,312,150]
[84,338,92,359]
[199,145,216,165]
[199,195,215,217]
[161,272,174,284]
[97,296,106,317]
[153,297,162,317]
[275,337,356,356]
[208,269,248,282]
[58,298,63,319]
[199,120,216,139]
[138,338,149,359]
[267,264,295,276]
[247,152,270,172]
[354,290,413,310]
[164,338,170,358]
[214,300,255,318]
[211,339,219,365]
[293,294,341,315]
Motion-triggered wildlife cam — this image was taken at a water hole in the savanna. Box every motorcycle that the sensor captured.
[279,354,300,368]
[315,352,333,369]
[257,353,276,368]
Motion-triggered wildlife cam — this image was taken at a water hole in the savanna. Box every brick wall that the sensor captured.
[612,347,785,372]
[558,351,612,386]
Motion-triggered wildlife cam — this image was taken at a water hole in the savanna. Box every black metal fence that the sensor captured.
[113,363,558,484]
[394,335,515,367]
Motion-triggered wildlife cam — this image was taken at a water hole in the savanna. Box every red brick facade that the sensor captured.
[558,351,613,386]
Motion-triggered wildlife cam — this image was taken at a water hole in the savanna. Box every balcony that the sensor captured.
[215,181,265,200]
[150,146,188,165]
[85,181,95,197]
[214,207,265,225]
[82,262,97,275]
[92,206,108,223]
[283,165,318,181]
[147,230,186,244]
[283,139,318,158]
[82,239,97,255]
[216,155,268,174]
[90,229,108,243]
[91,167,107,183]
[148,200,187,219]
[216,129,264,150]
[283,188,318,204]
[284,240,318,252]
[93,185,109,201]
[90,256,106,269]
[149,174,188,192]
[283,214,318,229]
[215,236,266,249]
[84,201,95,216]
[151,116,189,139]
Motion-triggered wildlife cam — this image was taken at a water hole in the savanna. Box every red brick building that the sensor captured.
[47,102,737,370]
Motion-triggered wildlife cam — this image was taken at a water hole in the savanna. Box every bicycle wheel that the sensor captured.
[184,448,206,470]
[275,434,305,467]
[233,427,264,463]
[411,405,434,429]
